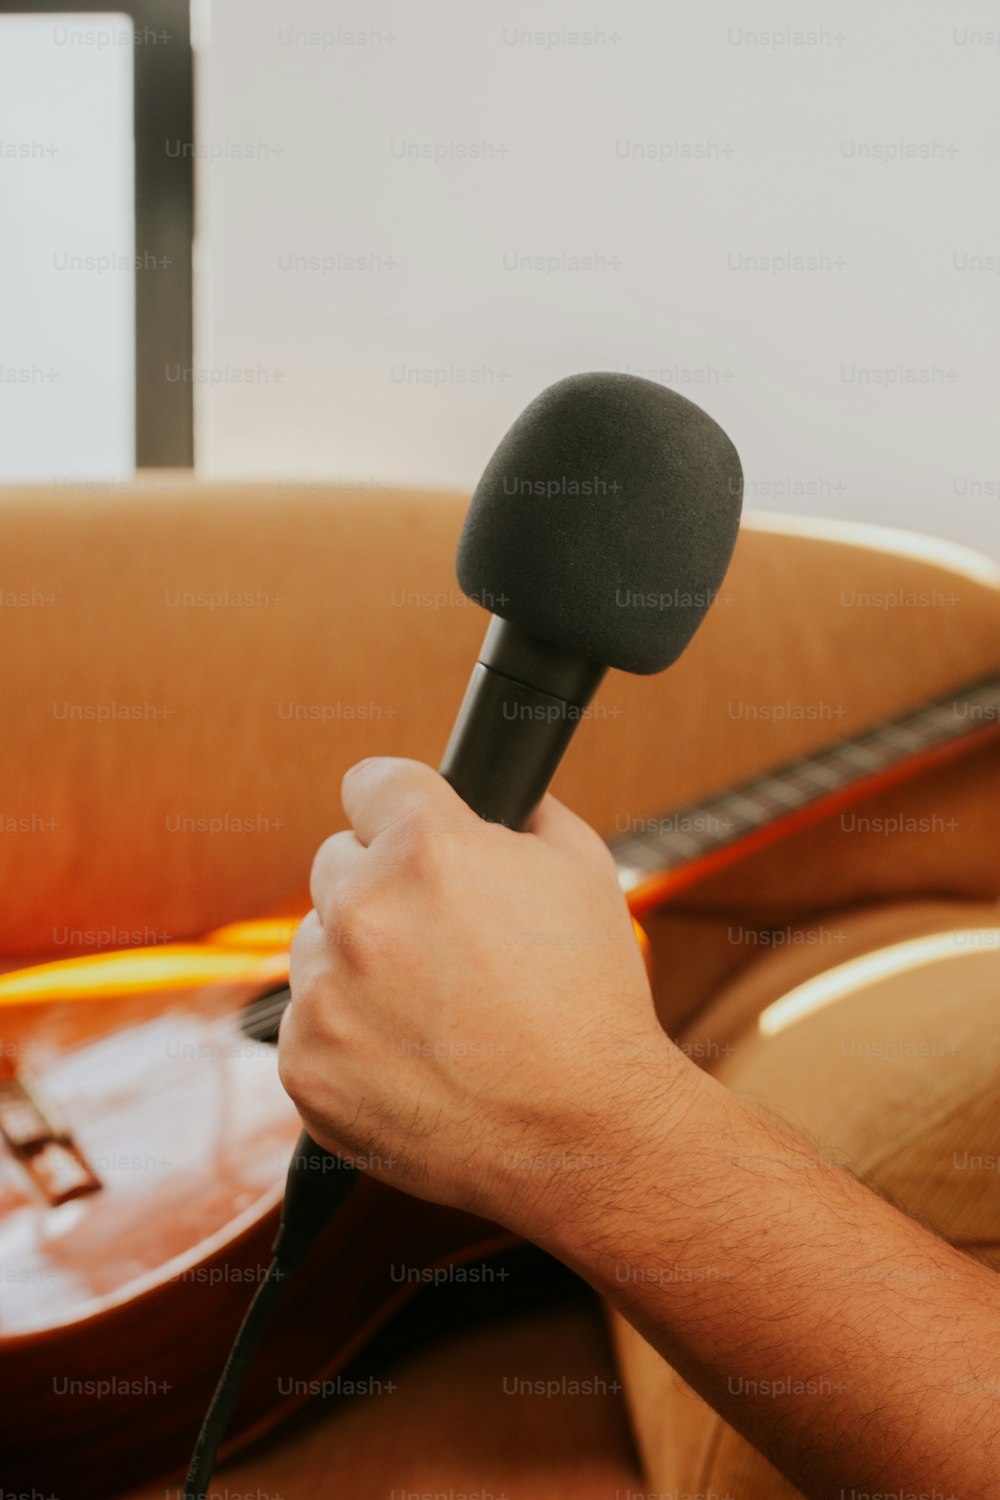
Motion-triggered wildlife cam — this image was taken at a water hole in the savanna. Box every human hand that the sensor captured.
[278,757,692,1240]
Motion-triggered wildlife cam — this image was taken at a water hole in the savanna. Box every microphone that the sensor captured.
[442,370,743,826]
[278,370,742,1245]
[184,372,742,1498]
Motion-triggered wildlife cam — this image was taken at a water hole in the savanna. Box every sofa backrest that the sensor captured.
[0,478,996,955]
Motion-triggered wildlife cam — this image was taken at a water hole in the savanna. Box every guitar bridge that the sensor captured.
[0,1077,101,1205]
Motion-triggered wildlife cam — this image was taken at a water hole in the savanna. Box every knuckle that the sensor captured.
[291,906,322,955]
[278,994,340,1101]
[276,1038,311,1107]
[328,882,385,959]
[396,811,454,878]
[309,832,353,921]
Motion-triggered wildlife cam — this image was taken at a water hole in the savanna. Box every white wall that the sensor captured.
[197,0,1000,556]
[0,14,134,480]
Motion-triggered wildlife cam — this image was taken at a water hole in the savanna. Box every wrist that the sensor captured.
[499,1035,710,1255]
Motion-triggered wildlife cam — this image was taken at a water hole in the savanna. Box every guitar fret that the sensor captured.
[804,759,850,786]
[902,724,943,748]
[866,733,899,757]
[835,742,884,770]
[904,707,952,737]
[609,672,1000,885]
[640,832,705,863]
[694,802,741,836]
[629,816,722,864]
[614,838,670,871]
[881,726,925,751]
[753,776,807,808]
[726,794,770,824]
[662,831,703,856]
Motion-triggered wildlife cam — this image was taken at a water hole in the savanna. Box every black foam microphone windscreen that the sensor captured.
[456,371,743,675]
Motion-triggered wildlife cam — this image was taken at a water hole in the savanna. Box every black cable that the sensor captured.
[183,1132,359,1499]
[184,1255,291,1500]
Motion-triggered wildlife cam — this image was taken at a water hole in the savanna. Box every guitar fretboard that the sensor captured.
[610,672,1000,893]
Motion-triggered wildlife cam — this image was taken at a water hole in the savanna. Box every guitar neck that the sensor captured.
[609,671,1000,911]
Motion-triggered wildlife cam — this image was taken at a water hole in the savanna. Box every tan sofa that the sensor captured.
[1,477,997,1497]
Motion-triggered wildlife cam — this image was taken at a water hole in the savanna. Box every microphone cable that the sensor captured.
[183,1130,357,1500]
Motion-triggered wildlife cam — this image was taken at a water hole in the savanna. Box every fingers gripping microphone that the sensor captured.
[184,373,742,1498]
[442,371,743,825]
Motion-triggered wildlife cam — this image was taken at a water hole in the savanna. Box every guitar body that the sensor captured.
[0,951,518,1498]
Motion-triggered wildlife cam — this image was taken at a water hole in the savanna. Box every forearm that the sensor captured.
[529,1059,1000,1499]
[282,767,1000,1497]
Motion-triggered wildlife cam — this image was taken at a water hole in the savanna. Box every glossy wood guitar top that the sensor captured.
[0,925,519,1498]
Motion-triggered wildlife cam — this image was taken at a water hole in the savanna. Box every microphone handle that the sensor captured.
[440,618,606,829]
[276,618,606,1258]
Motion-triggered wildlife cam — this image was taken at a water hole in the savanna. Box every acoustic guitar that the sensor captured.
[0,671,996,1499]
